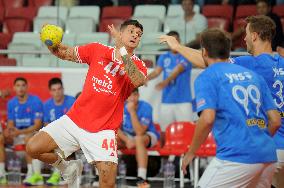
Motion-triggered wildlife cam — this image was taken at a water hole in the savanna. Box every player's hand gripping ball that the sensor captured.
[40,24,63,48]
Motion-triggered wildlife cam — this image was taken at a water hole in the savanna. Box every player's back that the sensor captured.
[232,54,284,148]
[195,62,277,163]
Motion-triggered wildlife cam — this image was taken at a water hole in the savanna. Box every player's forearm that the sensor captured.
[164,66,183,84]
[147,71,159,80]
[129,112,146,135]
[118,129,129,142]
[121,54,145,87]
[7,121,15,129]
[186,114,213,155]
[267,110,281,136]
[48,43,77,62]
[20,123,42,135]
[175,45,206,68]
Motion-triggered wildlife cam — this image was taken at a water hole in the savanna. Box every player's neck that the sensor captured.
[208,58,229,66]
[54,96,64,105]
[17,94,28,104]
[253,42,273,56]
[184,11,194,21]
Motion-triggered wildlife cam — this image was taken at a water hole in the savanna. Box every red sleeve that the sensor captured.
[75,42,103,65]
[136,59,147,78]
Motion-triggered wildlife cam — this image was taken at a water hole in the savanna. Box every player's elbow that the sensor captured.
[269,113,281,130]
[200,109,215,127]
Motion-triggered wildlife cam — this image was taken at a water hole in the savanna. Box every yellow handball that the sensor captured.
[40,24,63,48]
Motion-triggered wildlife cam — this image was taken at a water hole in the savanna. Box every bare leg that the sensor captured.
[0,134,5,164]
[135,135,150,169]
[26,131,59,164]
[95,161,117,188]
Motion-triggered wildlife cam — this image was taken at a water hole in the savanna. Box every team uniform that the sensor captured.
[122,100,160,148]
[230,54,284,163]
[43,95,75,124]
[195,62,277,187]
[157,52,193,130]
[41,42,147,163]
[7,95,43,144]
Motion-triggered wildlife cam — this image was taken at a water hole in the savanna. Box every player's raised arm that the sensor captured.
[40,24,78,63]
[159,35,206,68]
[108,24,146,87]
[48,44,78,62]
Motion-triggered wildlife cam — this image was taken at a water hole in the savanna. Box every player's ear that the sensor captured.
[201,47,208,58]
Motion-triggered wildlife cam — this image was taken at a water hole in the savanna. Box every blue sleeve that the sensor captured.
[43,103,49,123]
[230,56,255,70]
[259,76,277,111]
[32,98,43,120]
[139,105,153,128]
[7,100,14,121]
[67,97,76,109]
[157,54,164,68]
[194,71,218,113]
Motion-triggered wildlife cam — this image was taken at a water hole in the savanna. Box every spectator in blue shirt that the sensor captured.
[117,88,160,187]
[0,77,44,185]
[44,78,75,186]
[147,31,193,133]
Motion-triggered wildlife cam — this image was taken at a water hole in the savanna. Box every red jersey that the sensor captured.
[67,42,147,133]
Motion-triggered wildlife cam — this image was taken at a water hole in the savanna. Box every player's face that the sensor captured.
[14,80,28,98]
[244,24,254,54]
[50,83,64,101]
[121,25,143,49]
[256,2,270,15]
[182,0,194,13]
[127,91,139,104]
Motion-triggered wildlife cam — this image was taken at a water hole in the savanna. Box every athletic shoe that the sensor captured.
[58,178,68,185]
[23,173,44,186]
[62,159,83,188]
[92,175,99,187]
[136,177,150,188]
[46,171,60,186]
[0,176,7,185]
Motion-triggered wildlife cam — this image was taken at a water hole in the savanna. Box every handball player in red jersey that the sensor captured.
[26,20,147,188]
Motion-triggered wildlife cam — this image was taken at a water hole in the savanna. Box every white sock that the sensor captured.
[32,159,41,174]
[52,156,68,172]
[0,163,5,176]
[138,168,147,180]
[27,164,33,176]
[53,168,60,173]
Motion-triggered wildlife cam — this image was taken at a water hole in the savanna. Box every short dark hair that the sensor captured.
[120,20,143,33]
[256,0,271,6]
[245,15,276,42]
[132,88,139,93]
[200,28,231,59]
[14,77,27,85]
[167,31,180,38]
[48,77,63,89]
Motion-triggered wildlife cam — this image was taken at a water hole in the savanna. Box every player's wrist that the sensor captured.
[119,46,128,56]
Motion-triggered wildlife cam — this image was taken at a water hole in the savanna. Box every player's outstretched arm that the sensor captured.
[48,44,78,62]
[267,110,281,136]
[182,109,215,174]
[159,35,206,68]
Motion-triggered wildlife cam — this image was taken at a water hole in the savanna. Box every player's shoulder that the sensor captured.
[132,55,147,67]
[29,95,42,103]
[44,98,53,106]
[139,100,152,111]
[64,95,76,103]
[230,55,254,64]
[8,96,18,106]
[83,42,114,51]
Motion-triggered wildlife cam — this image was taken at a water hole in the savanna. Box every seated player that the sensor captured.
[117,88,160,188]
[43,78,75,186]
[3,77,44,185]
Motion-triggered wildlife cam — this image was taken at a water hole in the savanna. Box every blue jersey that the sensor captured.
[157,52,192,103]
[43,95,75,123]
[231,54,284,149]
[122,101,160,139]
[195,62,277,164]
[7,95,43,129]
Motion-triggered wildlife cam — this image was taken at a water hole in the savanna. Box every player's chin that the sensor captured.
[126,42,138,49]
